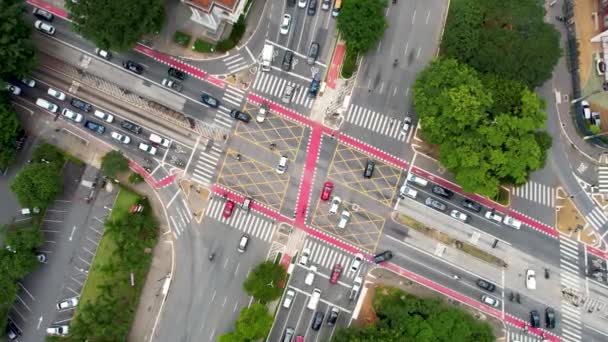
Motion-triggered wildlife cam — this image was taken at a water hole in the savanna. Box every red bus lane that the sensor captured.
[588,245,608,260]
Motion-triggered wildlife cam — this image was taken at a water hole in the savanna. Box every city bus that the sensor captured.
[332,0,342,17]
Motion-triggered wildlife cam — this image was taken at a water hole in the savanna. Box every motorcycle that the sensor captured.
[209,253,215,261]
[393,59,398,67]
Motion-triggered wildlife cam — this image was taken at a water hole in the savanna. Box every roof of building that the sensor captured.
[186,0,239,13]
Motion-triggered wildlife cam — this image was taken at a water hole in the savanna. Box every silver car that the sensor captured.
[281,84,295,103]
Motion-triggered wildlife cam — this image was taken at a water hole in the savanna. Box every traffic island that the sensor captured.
[556,188,601,246]
[178,178,210,223]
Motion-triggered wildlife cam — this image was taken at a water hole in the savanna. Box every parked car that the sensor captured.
[149,133,171,147]
[138,142,157,155]
[95,48,111,60]
[71,98,92,112]
[330,264,342,284]
[20,78,36,87]
[311,311,324,330]
[350,253,363,272]
[123,60,143,74]
[337,210,350,229]
[373,250,393,264]
[5,318,21,340]
[35,98,58,113]
[47,88,66,100]
[223,200,235,218]
[363,160,375,178]
[111,132,131,144]
[581,100,591,120]
[481,294,499,308]
[33,7,54,21]
[526,269,536,290]
[230,109,251,123]
[462,199,482,212]
[476,278,496,292]
[121,120,142,134]
[34,20,55,35]
[503,215,522,229]
[320,181,333,201]
[168,67,186,80]
[283,289,295,309]
[425,197,446,212]
[399,185,418,199]
[432,185,454,199]
[46,325,69,336]
[94,109,114,123]
[329,196,341,214]
[5,84,21,95]
[61,109,83,123]
[484,210,503,223]
[57,297,79,310]
[84,121,105,134]
[201,93,220,107]
[450,209,469,223]
[280,14,292,35]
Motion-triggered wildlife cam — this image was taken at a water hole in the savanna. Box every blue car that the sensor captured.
[84,120,105,134]
[309,78,320,97]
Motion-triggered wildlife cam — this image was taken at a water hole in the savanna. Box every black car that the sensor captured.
[201,93,220,108]
[70,98,92,112]
[432,185,454,199]
[545,307,555,329]
[530,310,540,328]
[123,60,143,74]
[307,0,317,15]
[475,278,496,292]
[230,110,251,123]
[307,42,319,65]
[282,51,293,71]
[425,197,446,211]
[309,78,320,97]
[364,160,375,178]
[327,307,339,326]
[33,8,54,21]
[5,318,21,340]
[311,311,324,331]
[462,199,482,212]
[373,250,393,264]
[168,67,186,80]
[121,120,142,134]
[84,120,105,134]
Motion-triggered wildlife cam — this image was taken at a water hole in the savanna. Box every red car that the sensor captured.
[330,264,343,284]
[295,336,304,342]
[223,200,235,218]
[320,181,334,201]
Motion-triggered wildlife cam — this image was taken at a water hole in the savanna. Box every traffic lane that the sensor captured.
[404,179,562,267]
[271,288,309,342]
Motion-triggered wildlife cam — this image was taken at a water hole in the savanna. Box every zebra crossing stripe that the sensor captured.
[598,166,608,192]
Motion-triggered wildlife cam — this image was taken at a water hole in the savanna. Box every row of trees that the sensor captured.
[220,260,286,341]
[414,0,560,196]
[332,286,494,342]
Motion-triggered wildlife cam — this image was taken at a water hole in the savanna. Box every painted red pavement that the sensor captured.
[129,162,176,189]
[326,43,345,89]
[587,245,608,260]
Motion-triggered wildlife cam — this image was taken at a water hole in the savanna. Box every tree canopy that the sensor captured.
[332,287,494,342]
[218,303,273,342]
[11,163,64,209]
[101,150,130,178]
[337,0,388,54]
[0,95,22,169]
[440,0,560,88]
[413,58,550,196]
[243,261,286,304]
[0,1,36,80]
[66,0,165,51]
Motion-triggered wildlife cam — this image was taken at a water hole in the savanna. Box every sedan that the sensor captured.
[281,84,294,103]
[450,209,469,223]
[61,108,83,123]
[46,325,69,336]
[201,93,220,107]
[282,289,295,309]
[401,116,412,134]
[256,102,269,123]
[330,264,342,284]
[121,120,142,134]
[320,181,333,201]
[95,48,111,60]
[329,196,341,214]
[168,67,186,80]
[223,200,235,218]
[350,253,363,272]
[298,0,307,8]
[57,297,79,310]
[425,197,446,212]
[432,185,454,199]
[481,295,499,308]
[373,250,393,264]
[84,121,105,135]
[138,142,157,155]
[162,78,182,91]
[5,84,21,95]
[123,60,143,74]
[545,307,556,329]
[530,310,541,328]
[230,109,251,123]
[526,269,536,290]
[47,88,66,100]
[71,98,92,112]
[462,199,482,212]
[475,278,496,292]
[280,14,292,35]
[111,132,131,144]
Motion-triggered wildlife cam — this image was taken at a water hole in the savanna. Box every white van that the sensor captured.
[407,173,428,187]
[307,288,321,310]
[36,98,58,113]
[484,210,503,224]
[149,133,170,147]
[94,110,114,123]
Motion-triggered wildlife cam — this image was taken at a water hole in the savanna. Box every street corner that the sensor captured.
[216,149,289,211]
[328,143,404,207]
[555,192,602,246]
[311,198,385,253]
[177,178,210,222]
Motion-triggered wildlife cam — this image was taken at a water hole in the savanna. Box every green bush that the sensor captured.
[173,31,191,47]
[216,15,246,52]
[128,172,144,184]
[341,48,358,79]
[192,38,214,53]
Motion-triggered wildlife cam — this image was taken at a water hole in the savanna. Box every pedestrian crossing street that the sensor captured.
[170,198,194,237]
[558,237,583,342]
[252,72,314,108]
[585,207,608,231]
[512,181,555,207]
[223,53,250,74]
[301,238,361,279]
[345,104,409,141]
[191,142,223,186]
[205,197,276,242]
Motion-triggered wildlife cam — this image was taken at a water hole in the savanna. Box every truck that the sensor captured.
[261,44,274,72]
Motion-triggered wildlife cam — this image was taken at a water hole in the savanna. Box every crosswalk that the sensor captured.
[191,142,223,186]
[598,165,608,193]
[558,237,583,342]
[252,72,314,108]
[205,197,276,242]
[223,85,246,107]
[512,181,555,207]
[507,330,542,342]
[585,207,608,231]
[214,106,235,129]
[170,198,194,237]
[345,104,408,141]
[223,53,250,74]
[301,238,361,279]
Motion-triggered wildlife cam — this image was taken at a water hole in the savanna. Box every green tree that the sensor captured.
[128,172,144,184]
[66,0,165,51]
[101,150,129,178]
[11,163,64,208]
[0,273,18,326]
[219,303,273,342]
[243,261,286,304]
[413,58,550,196]
[31,143,65,165]
[4,226,43,252]
[337,0,388,54]
[0,96,22,169]
[441,0,560,88]
[0,1,36,80]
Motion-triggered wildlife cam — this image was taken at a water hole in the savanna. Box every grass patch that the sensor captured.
[341,48,358,79]
[491,187,510,206]
[192,38,214,53]
[173,31,192,47]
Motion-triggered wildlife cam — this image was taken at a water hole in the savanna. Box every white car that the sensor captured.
[34,20,55,35]
[35,98,58,113]
[21,78,36,87]
[337,210,350,229]
[298,0,307,8]
[61,108,83,123]
[138,142,157,155]
[401,116,412,134]
[450,209,469,223]
[257,103,269,123]
[149,133,170,147]
[304,265,317,285]
[111,131,131,144]
[5,84,21,95]
[526,269,536,290]
[95,47,111,60]
[46,325,69,336]
[94,110,114,123]
[481,294,499,308]
[503,216,522,229]
[57,297,79,310]
[276,155,288,174]
[47,88,66,101]
[283,289,295,309]
[399,185,417,199]
[484,210,503,224]
[280,14,292,35]
[329,196,341,214]
[350,253,363,272]
[299,248,311,266]
[581,100,591,119]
